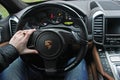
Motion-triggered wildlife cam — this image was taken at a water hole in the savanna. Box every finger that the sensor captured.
[23,29,36,42]
[14,30,23,36]
[23,29,36,34]
[11,30,25,39]
[12,33,24,42]
[23,48,39,54]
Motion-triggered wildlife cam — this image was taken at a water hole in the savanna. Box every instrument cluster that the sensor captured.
[23,7,74,29]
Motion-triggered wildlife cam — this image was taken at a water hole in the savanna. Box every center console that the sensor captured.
[92,3,120,80]
[97,47,120,80]
[103,18,120,80]
[97,17,120,80]
[91,1,120,80]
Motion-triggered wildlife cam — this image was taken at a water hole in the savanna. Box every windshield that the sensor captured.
[0,4,9,18]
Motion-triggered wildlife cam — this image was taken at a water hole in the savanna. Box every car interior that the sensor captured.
[0,0,120,80]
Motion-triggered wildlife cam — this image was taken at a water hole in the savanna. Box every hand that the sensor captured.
[9,29,38,55]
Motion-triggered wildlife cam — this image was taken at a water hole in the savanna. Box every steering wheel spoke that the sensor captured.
[44,60,57,74]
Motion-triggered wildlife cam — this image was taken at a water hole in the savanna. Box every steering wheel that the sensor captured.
[17,3,88,74]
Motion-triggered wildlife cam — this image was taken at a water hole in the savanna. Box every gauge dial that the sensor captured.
[63,13,74,26]
[48,8,64,24]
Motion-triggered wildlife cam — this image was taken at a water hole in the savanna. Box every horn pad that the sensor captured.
[35,31,63,60]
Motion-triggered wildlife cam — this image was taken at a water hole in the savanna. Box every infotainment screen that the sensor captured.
[106,18,120,34]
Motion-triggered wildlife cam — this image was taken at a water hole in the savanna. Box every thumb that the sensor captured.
[23,48,39,54]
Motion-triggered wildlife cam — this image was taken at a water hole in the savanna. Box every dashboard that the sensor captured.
[13,1,120,47]
[90,1,120,47]
[9,1,120,46]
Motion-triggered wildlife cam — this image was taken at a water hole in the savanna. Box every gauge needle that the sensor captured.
[50,13,54,19]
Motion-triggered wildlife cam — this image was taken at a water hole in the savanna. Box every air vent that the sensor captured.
[9,16,19,36]
[10,20,17,35]
[93,14,104,44]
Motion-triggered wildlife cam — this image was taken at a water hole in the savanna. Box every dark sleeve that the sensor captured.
[0,44,19,72]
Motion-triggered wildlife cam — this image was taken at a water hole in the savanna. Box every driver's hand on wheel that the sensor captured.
[9,29,38,55]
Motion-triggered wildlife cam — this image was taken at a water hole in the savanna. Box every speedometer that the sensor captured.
[48,8,64,24]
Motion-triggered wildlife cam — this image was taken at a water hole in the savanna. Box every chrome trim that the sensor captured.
[0,27,3,42]
[92,11,105,45]
[9,16,19,37]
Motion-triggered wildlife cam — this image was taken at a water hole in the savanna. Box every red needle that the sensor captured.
[50,13,54,19]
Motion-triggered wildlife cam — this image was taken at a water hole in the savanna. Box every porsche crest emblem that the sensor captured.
[45,40,52,49]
